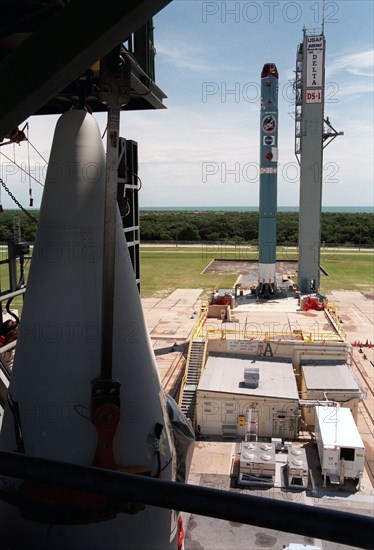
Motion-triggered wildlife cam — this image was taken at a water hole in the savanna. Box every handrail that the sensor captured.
[324,303,347,342]
[202,327,343,342]
[178,344,192,407]
[0,352,12,383]
[0,287,26,302]
[0,340,17,354]
[0,450,372,549]
[192,339,208,428]
[178,306,208,408]
[0,340,16,375]
[178,337,201,408]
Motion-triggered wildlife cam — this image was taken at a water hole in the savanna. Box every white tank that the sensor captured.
[0,110,180,549]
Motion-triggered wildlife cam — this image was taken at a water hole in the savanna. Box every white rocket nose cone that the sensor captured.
[0,110,179,548]
[1,110,106,463]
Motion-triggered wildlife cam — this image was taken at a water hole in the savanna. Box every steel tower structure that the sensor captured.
[295,27,343,294]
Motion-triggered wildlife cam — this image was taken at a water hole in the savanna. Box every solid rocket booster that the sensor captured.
[258,63,279,296]
[0,110,181,549]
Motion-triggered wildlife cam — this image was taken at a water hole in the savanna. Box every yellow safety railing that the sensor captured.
[190,301,208,338]
[202,326,342,343]
[178,339,208,408]
[324,303,347,342]
[178,307,208,408]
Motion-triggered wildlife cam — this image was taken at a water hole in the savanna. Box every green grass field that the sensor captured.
[139,245,373,297]
[319,251,374,294]
[140,247,238,298]
[1,247,373,311]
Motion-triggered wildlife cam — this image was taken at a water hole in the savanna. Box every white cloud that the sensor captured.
[328,49,374,77]
[156,42,215,73]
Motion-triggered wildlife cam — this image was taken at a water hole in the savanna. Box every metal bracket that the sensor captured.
[98,49,131,382]
[323,116,344,149]
[90,48,132,466]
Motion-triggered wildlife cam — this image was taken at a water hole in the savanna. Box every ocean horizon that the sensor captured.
[140,206,373,213]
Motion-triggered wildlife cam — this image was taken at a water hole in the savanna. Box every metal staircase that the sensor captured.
[179,339,207,424]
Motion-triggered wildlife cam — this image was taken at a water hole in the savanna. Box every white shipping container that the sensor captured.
[315,406,365,486]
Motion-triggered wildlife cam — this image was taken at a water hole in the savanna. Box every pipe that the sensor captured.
[0,451,372,548]
[0,340,17,354]
[0,288,26,302]
[299,399,337,407]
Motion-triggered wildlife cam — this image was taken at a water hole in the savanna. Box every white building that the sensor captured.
[315,406,365,486]
[300,363,362,428]
[196,353,299,440]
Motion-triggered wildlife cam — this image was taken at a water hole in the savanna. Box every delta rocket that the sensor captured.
[258,63,279,296]
[0,110,192,548]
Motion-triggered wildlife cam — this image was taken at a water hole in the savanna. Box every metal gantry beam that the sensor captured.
[0,0,172,140]
[0,451,373,549]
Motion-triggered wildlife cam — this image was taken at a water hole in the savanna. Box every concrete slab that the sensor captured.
[287,311,331,334]
[139,287,373,549]
[189,442,233,477]
[141,287,373,498]
[141,298,163,309]
[164,288,204,302]
[326,292,373,345]
[234,295,301,312]
[141,290,203,395]
[184,442,371,550]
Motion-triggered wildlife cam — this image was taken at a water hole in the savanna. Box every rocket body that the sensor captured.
[0,110,183,549]
[258,63,279,296]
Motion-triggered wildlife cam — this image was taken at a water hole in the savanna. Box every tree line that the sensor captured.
[139,211,373,245]
[0,210,373,245]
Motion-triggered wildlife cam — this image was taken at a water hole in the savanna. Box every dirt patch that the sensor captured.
[203,260,299,287]
[203,260,299,275]
[202,260,255,275]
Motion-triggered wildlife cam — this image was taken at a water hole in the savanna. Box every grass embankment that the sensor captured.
[140,246,374,298]
[140,247,237,298]
[319,251,374,293]
[1,247,373,306]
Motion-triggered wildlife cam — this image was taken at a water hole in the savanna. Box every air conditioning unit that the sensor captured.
[244,367,259,388]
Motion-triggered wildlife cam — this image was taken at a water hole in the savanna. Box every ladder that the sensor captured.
[179,339,207,424]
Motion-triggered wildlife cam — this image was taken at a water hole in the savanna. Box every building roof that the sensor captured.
[302,363,360,392]
[198,354,299,400]
[315,406,364,448]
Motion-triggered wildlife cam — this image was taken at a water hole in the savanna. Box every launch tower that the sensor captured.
[295,28,343,294]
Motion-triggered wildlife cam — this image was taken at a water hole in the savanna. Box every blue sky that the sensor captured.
[0,0,373,209]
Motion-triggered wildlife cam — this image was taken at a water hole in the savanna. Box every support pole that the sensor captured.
[91,50,131,469]
[98,49,130,381]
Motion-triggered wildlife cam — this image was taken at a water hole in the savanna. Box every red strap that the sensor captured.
[92,402,120,469]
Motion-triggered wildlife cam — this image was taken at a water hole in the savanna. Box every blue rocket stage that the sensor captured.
[258,63,279,297]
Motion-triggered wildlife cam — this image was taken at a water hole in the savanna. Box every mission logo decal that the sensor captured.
[262,114,277,134]
[263,135,274,145]
[260,167,277,174]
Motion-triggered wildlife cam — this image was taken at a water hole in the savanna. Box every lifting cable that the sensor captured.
[25,123,34,207]
[0,150,44,188]
[0,122,45,219]
[27,138,48,165]
[0,177,37,223]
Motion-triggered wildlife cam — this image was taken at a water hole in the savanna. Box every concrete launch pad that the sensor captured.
[145,288,374,497]
[144,288,373,393]
[202,259,327,290]
[143,289,203,396]
[182,441,374,550]
[203,259,299,281]
[207,293,335,343]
